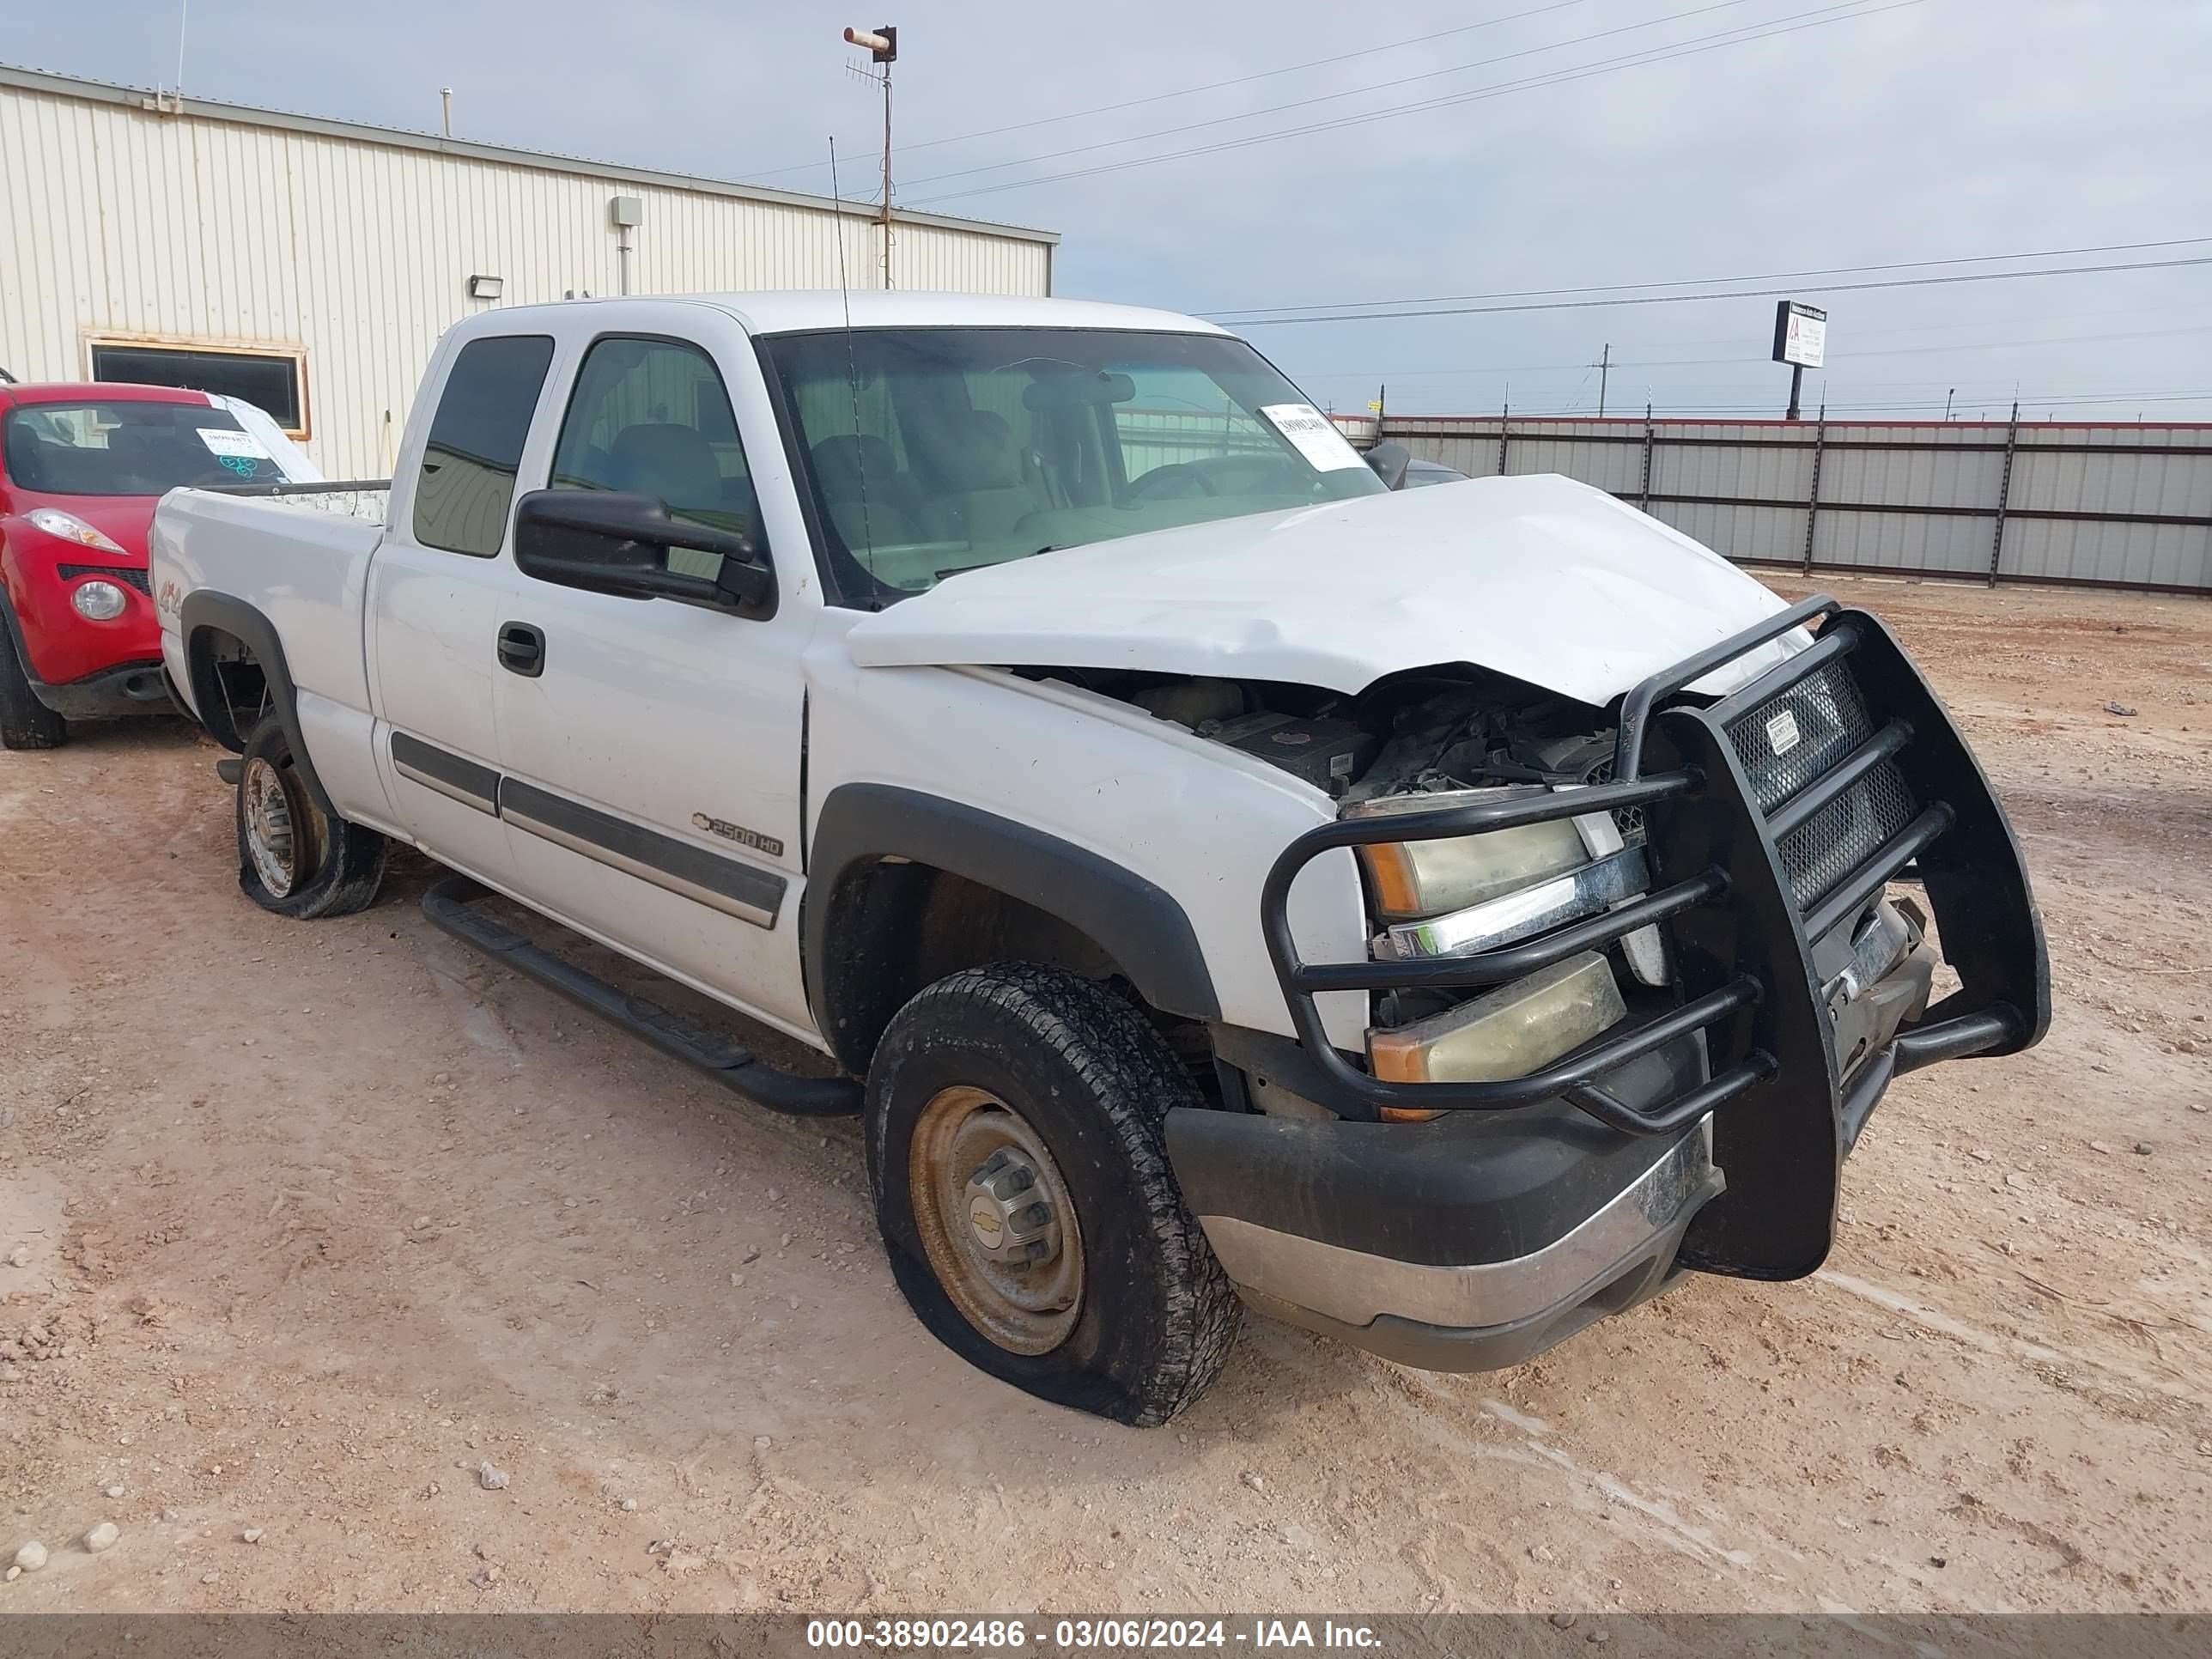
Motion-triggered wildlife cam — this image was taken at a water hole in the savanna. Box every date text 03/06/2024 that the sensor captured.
[805,1620,1383,1650]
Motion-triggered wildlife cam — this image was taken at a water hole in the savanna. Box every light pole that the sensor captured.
[844,25,898,289]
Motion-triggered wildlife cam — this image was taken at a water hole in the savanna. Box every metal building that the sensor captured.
[0,64,1057,478]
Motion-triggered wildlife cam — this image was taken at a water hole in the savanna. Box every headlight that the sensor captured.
[71,580,130,620]
[25,507,126,554]
[1381,846,1649,959]
[1352,785,1648,1121]
[1370,951,1627,1086]
[1347,786,1590,920]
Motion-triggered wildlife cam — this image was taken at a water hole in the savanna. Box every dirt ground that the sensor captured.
[1,574,2207,1616]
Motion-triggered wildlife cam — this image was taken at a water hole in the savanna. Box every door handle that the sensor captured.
[497,621,545,678]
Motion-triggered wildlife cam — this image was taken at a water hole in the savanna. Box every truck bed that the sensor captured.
[151,482,392,734]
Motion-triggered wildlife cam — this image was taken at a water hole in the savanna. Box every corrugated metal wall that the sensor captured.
[0,73,1052,479]
[1370,415,2212,594]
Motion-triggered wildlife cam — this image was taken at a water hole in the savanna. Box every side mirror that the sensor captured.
[1364,441,1413,490]
[512,489,774,615]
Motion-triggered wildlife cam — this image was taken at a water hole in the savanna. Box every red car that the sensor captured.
[0,381,313,749]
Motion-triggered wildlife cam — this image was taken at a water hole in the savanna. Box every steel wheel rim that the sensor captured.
[909,1085,1084,1355]
[243,755,312,897]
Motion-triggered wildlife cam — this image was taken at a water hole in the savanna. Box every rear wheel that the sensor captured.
[234,714,388,918]
[865,963,1240,1425]
[0,630,68,750]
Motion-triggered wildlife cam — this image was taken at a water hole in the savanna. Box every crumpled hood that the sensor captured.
[845,473,1802,708]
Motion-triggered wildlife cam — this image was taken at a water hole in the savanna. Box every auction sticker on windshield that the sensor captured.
[198,427,271,460]
[1259,404,1367,471]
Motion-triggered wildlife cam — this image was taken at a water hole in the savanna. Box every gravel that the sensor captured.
[477,1461,510,1492]
[83,1522,120,1553]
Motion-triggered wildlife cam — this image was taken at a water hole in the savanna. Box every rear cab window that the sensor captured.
[411,335,556,557]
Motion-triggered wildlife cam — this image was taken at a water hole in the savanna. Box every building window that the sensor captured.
[88,342,307,434]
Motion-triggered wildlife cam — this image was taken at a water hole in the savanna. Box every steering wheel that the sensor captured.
[1127,462,1219,503]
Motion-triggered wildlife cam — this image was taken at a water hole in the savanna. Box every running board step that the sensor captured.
[422,874,860,1117]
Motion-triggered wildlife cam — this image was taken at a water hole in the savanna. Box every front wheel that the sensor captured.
[234,714,389,918]
[0,629,68,750]
[865,963,1241,1425]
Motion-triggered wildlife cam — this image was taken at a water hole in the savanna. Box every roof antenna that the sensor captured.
[828,136,878,596]
[174,0,189,94]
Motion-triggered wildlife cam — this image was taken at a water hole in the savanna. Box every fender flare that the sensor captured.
[805,781,1220,1036]
[178,589,336,815]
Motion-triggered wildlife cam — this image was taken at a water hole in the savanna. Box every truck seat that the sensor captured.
[811,434,923,547]
[917,410,1054,546]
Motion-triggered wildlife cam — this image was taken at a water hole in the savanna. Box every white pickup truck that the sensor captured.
[151,292,2047,1424]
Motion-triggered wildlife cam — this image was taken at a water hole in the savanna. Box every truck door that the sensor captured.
[365,332,555,884]
[491,331,816,1039]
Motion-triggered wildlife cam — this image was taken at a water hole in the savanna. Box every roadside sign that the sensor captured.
[1773,301,1827,369]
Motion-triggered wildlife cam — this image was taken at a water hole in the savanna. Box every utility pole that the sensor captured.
[844,26,898,289]
[1944,387,1955,421]
[1589,343,1612,417]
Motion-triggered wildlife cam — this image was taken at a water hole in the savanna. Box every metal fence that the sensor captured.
[1333,412,2212,595]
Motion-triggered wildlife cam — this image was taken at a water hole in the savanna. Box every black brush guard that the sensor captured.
[1260,594,2050,1279]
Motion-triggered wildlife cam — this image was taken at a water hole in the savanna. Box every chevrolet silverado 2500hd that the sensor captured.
[151,293,2048,1424]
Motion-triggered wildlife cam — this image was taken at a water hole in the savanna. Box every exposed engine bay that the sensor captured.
[1025,664,1629,805]
[1023,662,1929,1120]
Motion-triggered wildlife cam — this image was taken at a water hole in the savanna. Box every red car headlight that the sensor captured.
[24,507,128,555]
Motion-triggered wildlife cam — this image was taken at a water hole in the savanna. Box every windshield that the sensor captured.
[760,327,1385,605]
[1,401,289,496]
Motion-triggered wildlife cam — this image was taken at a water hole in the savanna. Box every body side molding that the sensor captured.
[500,777,787,929]
[390,731,500,813]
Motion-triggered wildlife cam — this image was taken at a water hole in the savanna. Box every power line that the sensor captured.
[900,0,1769,192]
[1227,253,2212,327]
[738,0,1602,183]
[908,0,1923,205]
[1212,237,2212,320]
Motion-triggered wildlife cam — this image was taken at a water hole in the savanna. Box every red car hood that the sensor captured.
[9,493,157,562]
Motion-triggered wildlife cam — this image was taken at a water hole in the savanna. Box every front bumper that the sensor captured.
[0,568,168,720]
[30,658,173,721]
[1168,1042,1725,1369]
[1180,594,2048,1366]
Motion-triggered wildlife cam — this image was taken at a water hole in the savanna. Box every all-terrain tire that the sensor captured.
[0,629,68,750]
[865,962,1241,1425]
[234,714,389,918]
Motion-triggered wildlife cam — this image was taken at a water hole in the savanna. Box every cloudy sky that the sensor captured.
[7,0,2209,417]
